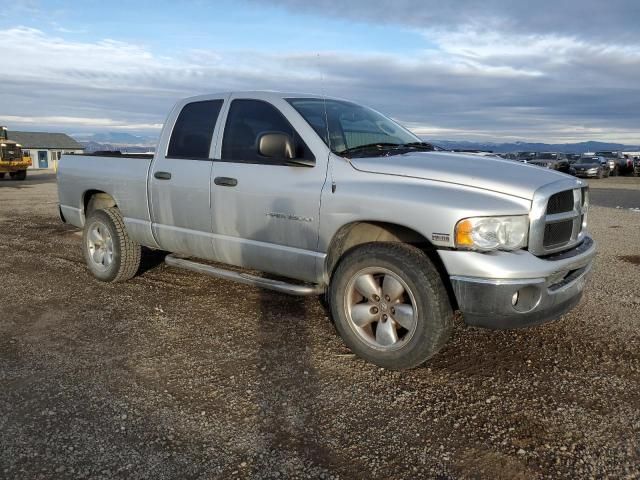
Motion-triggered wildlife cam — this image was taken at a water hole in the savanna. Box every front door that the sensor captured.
[148,96,226,259]
[37,151,48,168]
[210,95,329,283]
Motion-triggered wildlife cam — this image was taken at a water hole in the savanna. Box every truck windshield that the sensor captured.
[287,98,422,157]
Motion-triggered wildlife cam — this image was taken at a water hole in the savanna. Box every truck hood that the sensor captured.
[349,151,568,200]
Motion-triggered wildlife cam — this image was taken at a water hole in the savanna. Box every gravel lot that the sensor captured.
[1,172,639,479]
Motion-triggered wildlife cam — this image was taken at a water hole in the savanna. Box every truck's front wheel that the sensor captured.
[329,243,453,370]
[82,207,141,282]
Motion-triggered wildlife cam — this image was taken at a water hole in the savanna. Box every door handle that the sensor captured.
[154,171,172,180]
[214,176,238,187]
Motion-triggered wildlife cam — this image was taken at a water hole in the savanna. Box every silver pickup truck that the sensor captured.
[57,91,596,369]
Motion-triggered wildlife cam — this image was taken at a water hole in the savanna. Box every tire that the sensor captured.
[13,170,26,181]
[0,173,5,179]
[611,166,618,177]
[329,242,453,370]
[597,169,603,179]
[9,172,15,178]
[82,207,141,282]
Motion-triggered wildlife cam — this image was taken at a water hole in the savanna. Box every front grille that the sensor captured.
[529,181,589,256]
[0,146,21,162]
[543,220,573,248]
[546,190,574,214]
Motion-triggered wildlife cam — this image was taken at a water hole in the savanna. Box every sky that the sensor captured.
[1,0,639,143]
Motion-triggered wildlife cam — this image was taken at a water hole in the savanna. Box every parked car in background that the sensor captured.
[566,153,581,164]
[573,156,609,178]
[516,151,537,163]
[529,152,573,174]
[634,157,640,176]
[585,153,615,175]
[594,151,633,176]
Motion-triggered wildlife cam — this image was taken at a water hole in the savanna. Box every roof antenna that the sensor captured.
[318,53,331,151]
[318,53,337,193]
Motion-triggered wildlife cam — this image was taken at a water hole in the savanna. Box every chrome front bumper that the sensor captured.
[440,236,597,329]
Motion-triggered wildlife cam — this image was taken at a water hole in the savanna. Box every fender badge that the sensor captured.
[266,212,313,223]
[431,233,450,242]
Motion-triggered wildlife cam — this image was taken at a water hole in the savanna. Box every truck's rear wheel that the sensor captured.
[13,170,26,181]
[82,207,141,282]
[0,173,5,179]
[329,243,453,370]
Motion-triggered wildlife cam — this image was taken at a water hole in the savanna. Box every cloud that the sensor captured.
[1,19,639,143]
[1,115,163,131]
[252,0,640,44]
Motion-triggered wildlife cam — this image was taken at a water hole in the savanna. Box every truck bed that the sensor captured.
[57,153,155,245]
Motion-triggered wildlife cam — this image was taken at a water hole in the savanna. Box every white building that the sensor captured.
[9,131,84,170]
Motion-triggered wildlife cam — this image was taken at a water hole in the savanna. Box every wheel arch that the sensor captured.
[324,221,458,309]
[83,190,118,216]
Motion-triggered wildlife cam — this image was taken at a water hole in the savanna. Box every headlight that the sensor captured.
[455,215,529,251]
[587,168,597,173]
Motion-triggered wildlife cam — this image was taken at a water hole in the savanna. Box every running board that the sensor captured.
[164,254,325,296]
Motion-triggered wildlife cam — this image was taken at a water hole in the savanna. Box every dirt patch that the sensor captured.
[619,255,640,265]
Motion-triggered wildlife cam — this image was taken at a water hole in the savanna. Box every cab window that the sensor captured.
[221,99,313,164]
[167,100,223,159]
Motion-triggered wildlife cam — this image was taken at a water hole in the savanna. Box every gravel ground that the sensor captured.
[1,172,639,479]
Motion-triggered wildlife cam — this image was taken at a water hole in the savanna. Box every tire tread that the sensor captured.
[84,207,141,282]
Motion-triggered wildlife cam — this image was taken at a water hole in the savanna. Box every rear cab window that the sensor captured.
[167,100,223,159]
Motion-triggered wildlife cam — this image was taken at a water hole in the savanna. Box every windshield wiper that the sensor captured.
[400,142,436,151]
[337,143,403,157]
[337,141,437,158]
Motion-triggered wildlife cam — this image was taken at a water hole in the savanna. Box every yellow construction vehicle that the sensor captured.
[0,126,32,180]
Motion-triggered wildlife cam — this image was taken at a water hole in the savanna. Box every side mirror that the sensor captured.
[258,132,314,167]
[258,132,294,159]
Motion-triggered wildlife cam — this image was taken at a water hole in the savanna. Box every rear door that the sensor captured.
[209,94,329,283]
[149,95,226,259]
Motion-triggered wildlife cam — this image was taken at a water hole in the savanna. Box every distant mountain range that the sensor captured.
[72,132,158,146]
[72,132,157,153]
[78,141,155,154]
[71,131,640,155]
[427,139,640,154]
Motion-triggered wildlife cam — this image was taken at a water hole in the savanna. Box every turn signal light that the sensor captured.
[455,219,474,247]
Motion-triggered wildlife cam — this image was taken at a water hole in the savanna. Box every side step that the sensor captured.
[164,254,325,297]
